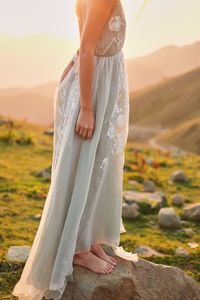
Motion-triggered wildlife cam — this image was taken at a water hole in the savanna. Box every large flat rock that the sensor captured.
[62,245,200,300]
[123,190,166,208]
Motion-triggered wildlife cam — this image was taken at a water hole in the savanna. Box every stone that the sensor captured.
[62,245,200,300]
[143,179,155,193]
[180,220,189,227]
[175,247,189,257]
[123,190,166,209]
[34,214,41,219]
[170,170,189,182]
[122,203,139,219]
[174,228,195,237]
[128,180,140,186]
[183,203,200,221]
[44,129,54,135]
[188,242,198,249]
[171,194,184,206]
[158,207,181,229]
[134,245,164,257]
[145,158,154,166]
[35,166,52,179]
[168,180,173,185]
[6,246,31,262]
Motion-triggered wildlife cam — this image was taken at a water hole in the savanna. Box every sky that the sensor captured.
[0,0,200,58]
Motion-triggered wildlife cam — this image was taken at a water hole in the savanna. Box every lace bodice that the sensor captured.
[79,0,126,56]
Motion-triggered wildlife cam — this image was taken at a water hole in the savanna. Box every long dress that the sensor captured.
[12,0,138,299]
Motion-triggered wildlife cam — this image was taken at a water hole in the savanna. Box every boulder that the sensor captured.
[122,203,139,219]
[123,190,166,209]
[171,194,184,206]
[143,179,155,193]
[175,247,189,257]
[44,129,54,135]
[6,245,31,262]
[183,203,200,221]
[158,207,181,229]
[174,228,195,237]
[34,214,41,219]
[128,180,140,186]
[62,245,200,300]
[170,170,189,182]
[35,166,52,179]
[134,245,164,257]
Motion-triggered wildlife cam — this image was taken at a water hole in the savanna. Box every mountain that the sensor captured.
[156,117,200,155]
[1,32,200,92]
[129,67,200,128]
[0,82,57,126]
[129,67,200,154]
[127,41,200,92]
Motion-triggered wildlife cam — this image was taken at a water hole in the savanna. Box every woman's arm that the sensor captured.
[75,0,116,139]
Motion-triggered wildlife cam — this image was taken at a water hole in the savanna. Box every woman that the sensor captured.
[12,0,138,299]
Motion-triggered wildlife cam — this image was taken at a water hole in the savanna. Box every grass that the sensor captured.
[0,119,200,298]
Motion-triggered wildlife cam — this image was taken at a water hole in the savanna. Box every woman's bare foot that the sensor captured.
[73,250,115,274]
[90,243,117,266]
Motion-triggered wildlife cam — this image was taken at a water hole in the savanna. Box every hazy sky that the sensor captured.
[0,0,200,58]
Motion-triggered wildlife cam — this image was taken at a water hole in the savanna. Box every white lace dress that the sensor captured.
[12,0,138,299]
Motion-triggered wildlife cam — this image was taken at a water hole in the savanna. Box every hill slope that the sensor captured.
[127,41,200,92]
[157,117,200,155]
[129,67,200,129]
[0,82,57,126]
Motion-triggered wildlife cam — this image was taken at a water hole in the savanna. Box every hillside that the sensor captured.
[0,82,57,126]
[127,41,200,92]
[156,117,200,155]
[129,67,200,129]
[1,32,200,92]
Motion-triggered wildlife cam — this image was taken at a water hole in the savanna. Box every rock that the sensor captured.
[168,180,173,185]
[188,242,198,249]
[148,220,159,229]
[129,147,142,152]
[185,228,195,235]
[171,194,184,206]
[134,245,164,257]
[122,203,139,219]
[44,129,54,135]
[35,166,52,179]
[143,179,155,193]
[63,245,200,300]
[123,190,166,209]
[145,158,154,166]
[158,207,181,229]
[174,228,195,237]
[183,203,200,221]
[175,247,189,257]
[34,214,41,219]
[170,170,189,182]
[0,119,14,127]
[128,180,140,186]
[6,246,31,262]
[180,220,189,227]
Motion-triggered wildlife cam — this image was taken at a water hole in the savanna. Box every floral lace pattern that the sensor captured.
[94,0,126,56]
[105,63,129,155]
[52,70,79,176]
[109,15,126,32]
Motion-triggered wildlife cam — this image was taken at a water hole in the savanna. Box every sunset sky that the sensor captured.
[1,0,200,58]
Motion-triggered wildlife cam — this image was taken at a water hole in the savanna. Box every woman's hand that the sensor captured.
[75,108,95,139]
